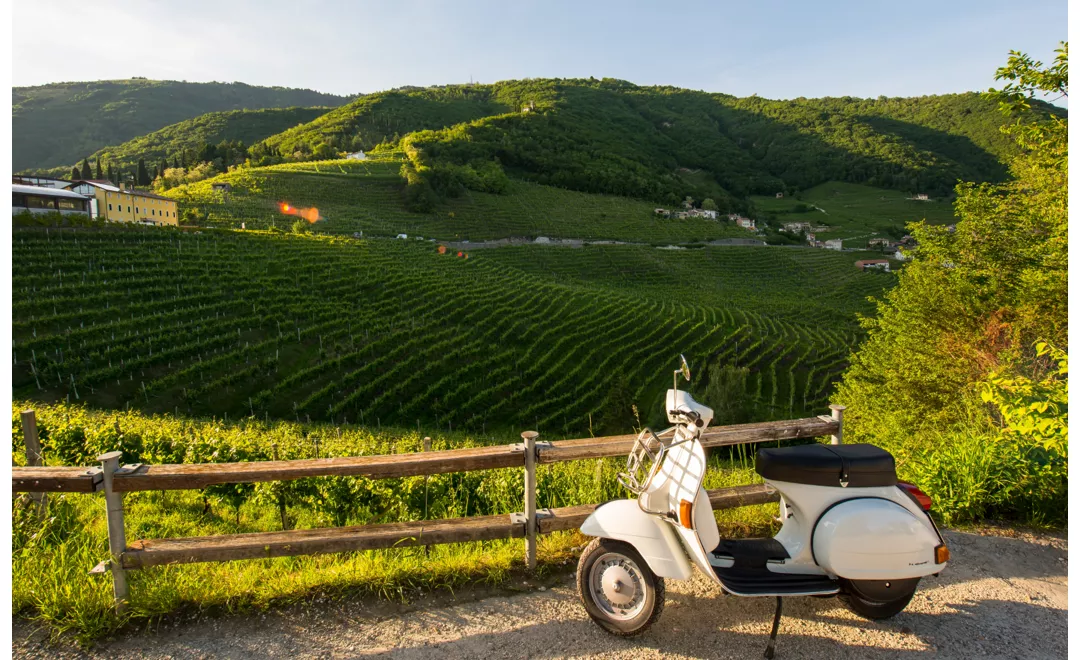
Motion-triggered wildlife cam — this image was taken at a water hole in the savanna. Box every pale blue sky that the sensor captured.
[12,0,1067,102]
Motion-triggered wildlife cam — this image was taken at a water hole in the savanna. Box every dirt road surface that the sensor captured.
[14,527,1067,659]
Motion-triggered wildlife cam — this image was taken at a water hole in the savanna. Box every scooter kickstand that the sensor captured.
[764,596,783,659]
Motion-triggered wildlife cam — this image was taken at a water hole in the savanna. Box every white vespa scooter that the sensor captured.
[576,356,948,657]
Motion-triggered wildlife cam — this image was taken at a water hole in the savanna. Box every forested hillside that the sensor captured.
[12,79,351,171]
[247,79,1063,210]
[55,107,332,175]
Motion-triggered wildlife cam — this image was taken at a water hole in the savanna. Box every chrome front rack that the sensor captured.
[616,425,690,496]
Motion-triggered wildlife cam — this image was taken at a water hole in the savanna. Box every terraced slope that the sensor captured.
[167,157,754,243]
[11,228,887,434]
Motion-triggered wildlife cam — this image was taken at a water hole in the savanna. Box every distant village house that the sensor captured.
[781,222,811,233]
[824,238,844,251]
[855,259,891,272]
[345,151,367,160]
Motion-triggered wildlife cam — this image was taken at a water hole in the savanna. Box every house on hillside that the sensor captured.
[211,182,232,192]
[909,193,930,201]
[824,238,843,251]
[805,232,816,243]
[867,237,890,248]
[67,180,178,225]
[654,208,670,217]
[855,259,891,272]
[781,222,811,233]
[345,151,367,160]
[735,217,755,230]
[775,192,784,199]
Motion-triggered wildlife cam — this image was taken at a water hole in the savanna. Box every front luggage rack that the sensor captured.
[616,426,686,496]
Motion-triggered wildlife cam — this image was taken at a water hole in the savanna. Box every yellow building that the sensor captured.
[67,180,178,226]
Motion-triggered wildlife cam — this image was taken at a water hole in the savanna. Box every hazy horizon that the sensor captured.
[13,0,1067,106]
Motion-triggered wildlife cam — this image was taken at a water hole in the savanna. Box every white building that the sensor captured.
[12,175,72,189]
[736,217,755,230]
[824,238,844,251]
[12,184,91,218]
[345,151,367,160]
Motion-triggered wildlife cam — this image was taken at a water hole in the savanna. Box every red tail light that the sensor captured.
[897,481,933,511]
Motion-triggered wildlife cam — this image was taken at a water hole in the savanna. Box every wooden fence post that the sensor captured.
[829,404,846,445]
[98,451,129,612]
[20,410,45,510]
[522,430,539,571]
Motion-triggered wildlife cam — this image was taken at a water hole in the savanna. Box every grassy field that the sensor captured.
[12,228,890,433]
[750,181,958,247]
[166,156,755,243]
[12,402,780,642]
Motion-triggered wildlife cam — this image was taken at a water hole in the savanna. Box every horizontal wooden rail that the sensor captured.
[12,466,101,493]
[119,484,780,570]
[110,444,523,493]
[98,416,834,493]
[540,416,837,464]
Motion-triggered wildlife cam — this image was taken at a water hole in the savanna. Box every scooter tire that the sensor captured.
[577,537,665,636]
[838,577,920,620]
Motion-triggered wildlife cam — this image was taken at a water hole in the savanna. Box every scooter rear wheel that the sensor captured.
[577,537,665,636]
[839,577,920,620]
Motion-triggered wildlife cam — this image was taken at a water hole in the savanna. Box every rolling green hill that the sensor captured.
[56,107,333,174]
[249,79,1064,208]
[13,79,351,171]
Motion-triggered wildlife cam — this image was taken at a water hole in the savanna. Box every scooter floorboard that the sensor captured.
[711,538,789,569]
[713,565,839,597]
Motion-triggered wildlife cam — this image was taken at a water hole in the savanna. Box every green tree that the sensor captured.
[80,159,92,179]
[94,157,103,179]
[107,163,115,184]
[69,166,80,180]
[701,198,718,211]
[137,158,150,186]
[835,43,1067,522]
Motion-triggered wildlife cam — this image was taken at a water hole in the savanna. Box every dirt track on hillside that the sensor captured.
[13,527,1067,659]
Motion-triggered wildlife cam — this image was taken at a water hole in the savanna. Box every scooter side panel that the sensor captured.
[580,500,694,580]
[812,498,946,580]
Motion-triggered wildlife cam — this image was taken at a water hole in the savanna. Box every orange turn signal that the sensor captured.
[935,544,950,564]
[679,499,694,528]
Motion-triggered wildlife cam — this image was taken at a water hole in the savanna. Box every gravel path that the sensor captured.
[14,527,1067,659]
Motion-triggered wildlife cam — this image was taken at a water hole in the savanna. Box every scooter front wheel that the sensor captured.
[577,537,665,636]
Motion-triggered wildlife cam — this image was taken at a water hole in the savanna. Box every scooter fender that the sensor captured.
[580,499,694,580]
[812,498,946,580]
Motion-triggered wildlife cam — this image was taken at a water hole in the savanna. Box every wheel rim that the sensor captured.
[588,552,648,620]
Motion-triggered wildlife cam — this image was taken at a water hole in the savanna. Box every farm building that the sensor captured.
[12,183,91,219]
[211,182,232,192]
[654,208,670,217]
[735,217,755,230]
[867,238,891,247]
[911,193,930,201]
[345,151,367,160]
[782,222,811,233]
[855,259,891,272]
[67,180,178,226]
[824,239,844,251]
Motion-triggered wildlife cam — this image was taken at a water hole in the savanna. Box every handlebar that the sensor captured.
[669,408,704,427]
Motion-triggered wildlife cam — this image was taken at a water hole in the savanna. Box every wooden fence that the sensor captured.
[12,406,845,612]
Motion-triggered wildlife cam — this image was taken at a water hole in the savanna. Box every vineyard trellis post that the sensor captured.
[98,451,130,612]
[829,404,845,445]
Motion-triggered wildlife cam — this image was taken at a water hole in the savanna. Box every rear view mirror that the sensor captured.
[679,354,691,381]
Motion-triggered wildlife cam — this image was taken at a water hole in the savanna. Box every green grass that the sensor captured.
[11,402,780,642]
[751,181,958,246]
[166,156,756,243]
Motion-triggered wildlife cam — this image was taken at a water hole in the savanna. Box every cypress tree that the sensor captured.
[137,158,150,186]
[107,163,115,184]
[70,166,81,180]
[172,156,179,170]
[95,157,103,179]
[160,158,168,177]
[81,159,92,179]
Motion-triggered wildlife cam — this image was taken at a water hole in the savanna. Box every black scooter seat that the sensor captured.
[755,443,897,488]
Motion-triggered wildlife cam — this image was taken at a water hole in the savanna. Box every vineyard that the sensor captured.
[11,227,889,436]
[166,156,755,243]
